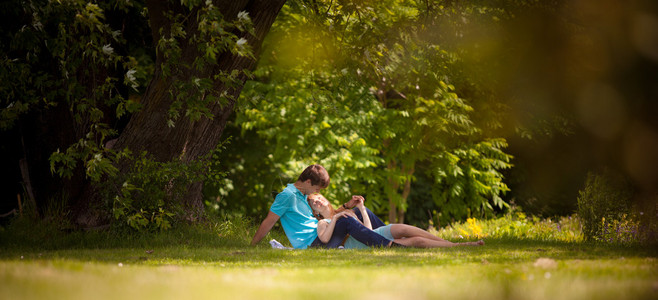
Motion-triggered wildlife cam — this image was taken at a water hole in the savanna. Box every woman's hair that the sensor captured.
[309,193,335,220]
[298,164,330,188]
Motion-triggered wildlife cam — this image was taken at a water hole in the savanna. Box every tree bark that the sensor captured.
[72,0,287,227]
[387,159,399,223]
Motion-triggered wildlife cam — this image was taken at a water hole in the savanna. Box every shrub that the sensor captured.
[109,142,227,232]
[577,169,657,244]
[577,169,633,241]
[434,207,583,242]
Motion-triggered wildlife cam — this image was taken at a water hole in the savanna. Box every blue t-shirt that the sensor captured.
[270,184,318,249]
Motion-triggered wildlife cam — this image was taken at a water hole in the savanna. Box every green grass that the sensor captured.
[1,217,657,300]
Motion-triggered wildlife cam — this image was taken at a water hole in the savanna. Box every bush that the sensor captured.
[577,169,631,242]
[434,207,583,242]
[577,169,657,244]
[0,213,260,250]
[109,142,227,232]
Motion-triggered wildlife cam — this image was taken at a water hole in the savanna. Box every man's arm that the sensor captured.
[250,211,280,246]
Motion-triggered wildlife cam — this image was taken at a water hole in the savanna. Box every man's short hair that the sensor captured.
[298,164,330,188]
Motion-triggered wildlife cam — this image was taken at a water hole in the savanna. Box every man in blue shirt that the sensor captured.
[251,164,397,249]
[268,183,321,248]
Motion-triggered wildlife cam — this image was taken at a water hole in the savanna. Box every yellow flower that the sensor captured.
[465,218,487,238]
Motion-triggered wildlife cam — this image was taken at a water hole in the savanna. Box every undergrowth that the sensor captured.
[435,210,584,243]
[0,214,282,252]
[2,205,655,255]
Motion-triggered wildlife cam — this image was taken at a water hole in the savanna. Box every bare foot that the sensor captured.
[463,240,485,246]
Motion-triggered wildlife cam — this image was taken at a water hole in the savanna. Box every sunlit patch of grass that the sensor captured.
[1,252,656,300]
[1,214,657,300]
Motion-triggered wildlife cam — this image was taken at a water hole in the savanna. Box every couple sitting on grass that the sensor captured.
[251,164,484,249]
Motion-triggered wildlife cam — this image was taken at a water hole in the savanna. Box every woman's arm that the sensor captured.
[316,219,332,243]
[357,202,372,230]
[316,212,353,243]
[338,195,372,230]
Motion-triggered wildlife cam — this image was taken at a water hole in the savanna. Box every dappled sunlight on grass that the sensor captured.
[1,237,657,300]
[2,216,657,300]
[2,253,656,300]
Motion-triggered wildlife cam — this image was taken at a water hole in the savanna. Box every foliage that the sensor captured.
[436,208,584,243]
[596,213,648,245]
[577,169,633,241]
[1,0,254,225]
[0,212,257,250]
[220,0,515,224]
[159,0,255,126]
[0,0,143,179]
[577,169,658,244]
[110,143,228,231]
[234,70,387,210]
[203,128,289,218]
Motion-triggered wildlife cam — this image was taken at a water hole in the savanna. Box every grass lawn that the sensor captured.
[1,235,656,300]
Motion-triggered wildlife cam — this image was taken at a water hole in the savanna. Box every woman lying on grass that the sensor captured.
[308,193,484,248]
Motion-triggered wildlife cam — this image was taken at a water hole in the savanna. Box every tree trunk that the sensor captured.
[72,0,287,227]
[398,164,415,224]
[387,161,414,224]
[388,196,398,224]
[387,159,399,223]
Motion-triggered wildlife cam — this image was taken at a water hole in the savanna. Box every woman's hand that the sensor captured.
[346,195,365,209]
[352,196,371,230]
[355,197,365,210]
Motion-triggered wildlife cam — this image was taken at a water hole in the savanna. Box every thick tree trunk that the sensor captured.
[72,0,286,227]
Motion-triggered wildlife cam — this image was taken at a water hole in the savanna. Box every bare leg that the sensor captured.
[393,237,484,248]
[390,224,450,242]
